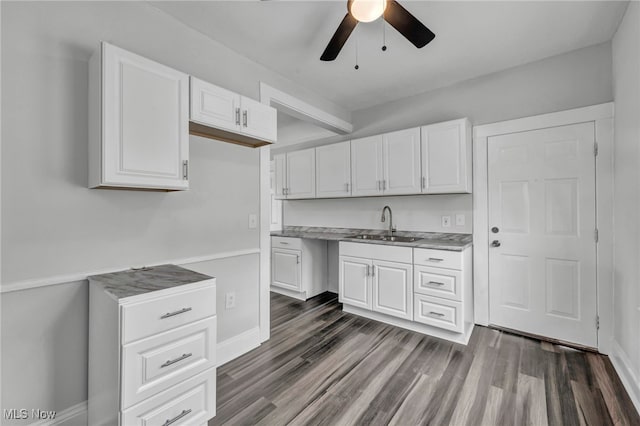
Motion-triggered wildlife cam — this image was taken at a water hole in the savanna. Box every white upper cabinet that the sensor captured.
[351,135,384,197]
[189,77,240,134]
[89,42,189,191]
[189,77,277,147]
[315,141,351,198]
[286,148,316,199]
[383,127,422,195]
[273,154,287,199]
[421,118,472,193]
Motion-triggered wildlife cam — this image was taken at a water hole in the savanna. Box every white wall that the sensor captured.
[284,194,472,234]
[273,41,613,156]
[611,1,640,410]
[0,0,345,419]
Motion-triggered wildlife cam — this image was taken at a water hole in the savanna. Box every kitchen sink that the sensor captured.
[348,234,422,243]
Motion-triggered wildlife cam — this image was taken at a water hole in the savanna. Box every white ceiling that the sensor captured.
[152,1,628,112]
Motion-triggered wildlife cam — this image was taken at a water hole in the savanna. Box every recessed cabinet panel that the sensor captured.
[190,77,240,133]
[272,248,302,291]
[372,261,413,320]
[316,142,351,198]
[421,118,471,193]
[351,135,384,197]
[91,42,189,190]
[383,127,422,195]
[339,256,372,310]
[287,148,316,199]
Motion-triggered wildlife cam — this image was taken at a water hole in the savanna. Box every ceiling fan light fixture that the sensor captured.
[348,0,388,23]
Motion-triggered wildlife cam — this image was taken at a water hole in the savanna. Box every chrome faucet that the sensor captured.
[381,205,396,236]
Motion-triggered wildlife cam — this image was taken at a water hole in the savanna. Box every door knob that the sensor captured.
[491,227,499,233]
[491,240,501,247]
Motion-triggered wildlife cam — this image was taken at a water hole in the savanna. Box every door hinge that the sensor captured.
[596,315,600,330]
[594,142,599,156]
[594,228,599,243]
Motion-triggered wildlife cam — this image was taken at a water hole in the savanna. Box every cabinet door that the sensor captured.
[351,135,384,197]
[272,248,301,291]
[383,127,422,195]
[287,148,316,199]
[315,141,351,198]
[339,256,372,310]
[273,154,287,199]
[240,96,277,142]
[101,43,189,190]
[421,118,471,193]
[190,77,240,133]
[372,261,413,320]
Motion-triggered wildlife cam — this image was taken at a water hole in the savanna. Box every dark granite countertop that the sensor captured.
[88,264,213,300]
[271,226,472,251]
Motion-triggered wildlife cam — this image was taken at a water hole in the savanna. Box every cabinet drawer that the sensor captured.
[122,316,216,409]
[414,294,463,333]
[272,236,302,250]
[414,266,462,302]
[121,284,216,344]
[121,367,216,426]
[413,248,463,270]
[339,242,412,264]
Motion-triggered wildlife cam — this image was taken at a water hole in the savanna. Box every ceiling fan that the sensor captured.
[320,0,435,61]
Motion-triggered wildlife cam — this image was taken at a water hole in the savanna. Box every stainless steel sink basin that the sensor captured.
[348,234,422,243]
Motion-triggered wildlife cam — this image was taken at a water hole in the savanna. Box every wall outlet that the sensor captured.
[248,214,258,229]
[225,292,236,309]
[442,215,451,228]
[455,214,465,226]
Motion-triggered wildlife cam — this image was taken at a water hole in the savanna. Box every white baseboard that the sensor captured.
[217,326,261,367]
[270,286,306,301]
[609,340,640,414]
[29,401,87,426]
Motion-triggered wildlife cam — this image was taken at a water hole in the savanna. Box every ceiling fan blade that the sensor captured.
[383,0,435,48]
[320,13,358,61]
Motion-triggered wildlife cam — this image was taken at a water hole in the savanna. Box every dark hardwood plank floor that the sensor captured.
[210,292,640,426]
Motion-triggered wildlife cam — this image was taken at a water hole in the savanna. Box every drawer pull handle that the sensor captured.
[428,281,445,286]
[279,242,289,245]
[427,257,444,262]
[160,307,192,319]
[428,311,445,317]
[161,353,193,368]
[163,409,192,426]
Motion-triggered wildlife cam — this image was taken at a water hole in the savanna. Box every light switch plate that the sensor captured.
[248,214,258,229]
[442,215,451,228]
[455,214,465,226]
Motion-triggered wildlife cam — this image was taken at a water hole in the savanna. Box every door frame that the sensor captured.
[472,102,614,354]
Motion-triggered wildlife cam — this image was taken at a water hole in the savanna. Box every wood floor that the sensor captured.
[211,292,640,426]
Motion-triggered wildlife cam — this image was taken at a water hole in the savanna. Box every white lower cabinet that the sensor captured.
[339,242,473,344]
[271,237,327,300]
[339,243,413,321]
[88,267,216,425]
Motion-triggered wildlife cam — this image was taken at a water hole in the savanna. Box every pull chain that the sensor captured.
[382,19,387,52]
[355,29,359,70]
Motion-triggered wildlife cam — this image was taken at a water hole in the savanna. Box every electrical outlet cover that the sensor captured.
[442,215,451,227]
[455,214,465,226]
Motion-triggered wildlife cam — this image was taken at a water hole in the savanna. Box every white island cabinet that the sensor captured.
[89,42,190,191]
[88,265,217,426]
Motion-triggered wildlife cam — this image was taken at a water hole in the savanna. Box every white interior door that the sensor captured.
[488,122,597,347]
[272,248,301,291]
[351,135,383,197]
